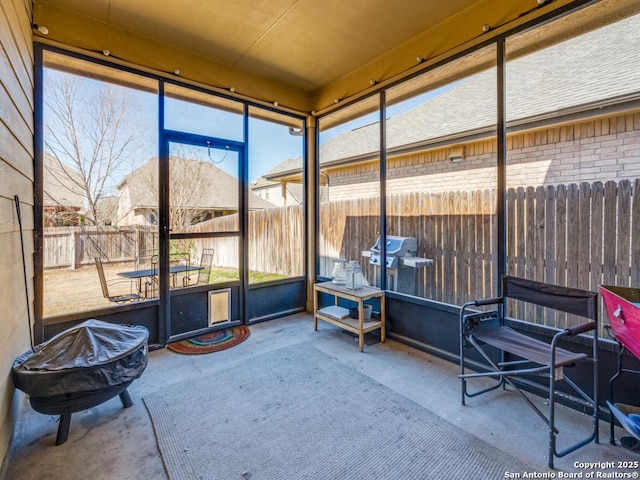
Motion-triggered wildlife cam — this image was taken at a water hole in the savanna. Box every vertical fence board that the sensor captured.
[602,181,618,286]
[616,180,631,286]
[506,188,516,278]
[449,191,457,302]
[632,179,640,286]
[459,190,468,303]
[577,182,592,292]
[514,187,525,319]
[516,187,525,283]
[544,185,556,285]
[535,186,546,323]
[590,182,604,292]
[490,189,498,299]
[433,192,444,302]
[555,184,567,287]
[566,184,579,288]
[468,190,478,301]
[535,186,545,282]
[525,187,536,321]
[544,185,557,325]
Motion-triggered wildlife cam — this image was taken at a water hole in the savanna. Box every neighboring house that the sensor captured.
[250,174,304,207]
[42,153,86,227]
[117,157,275,227]
[261,15,640,202]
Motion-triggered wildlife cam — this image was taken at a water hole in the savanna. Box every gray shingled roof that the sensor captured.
[264,14,640,180]
[120,157,275,210]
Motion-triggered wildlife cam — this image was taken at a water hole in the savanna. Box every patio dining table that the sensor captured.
[117,265,203,298]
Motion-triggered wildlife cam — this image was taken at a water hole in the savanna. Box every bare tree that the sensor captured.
[169,151,220,231]
[44,72,143,226]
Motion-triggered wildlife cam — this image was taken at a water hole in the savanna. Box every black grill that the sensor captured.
[365,236,433,294]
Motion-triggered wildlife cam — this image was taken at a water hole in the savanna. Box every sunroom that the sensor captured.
[1,0,640,477]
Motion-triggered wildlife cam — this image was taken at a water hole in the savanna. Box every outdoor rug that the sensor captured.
[167,325,250,355]
[144,343,538,480]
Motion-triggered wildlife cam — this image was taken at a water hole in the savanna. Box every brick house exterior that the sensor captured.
[324,112,640,201]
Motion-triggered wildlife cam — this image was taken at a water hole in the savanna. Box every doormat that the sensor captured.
[167,325,250,355]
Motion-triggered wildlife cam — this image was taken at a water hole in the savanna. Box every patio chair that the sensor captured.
[135,251,158,298]
[169,252,190,288]
[95,257,141,304]
[184,248,214,287]
[459,276,599,469]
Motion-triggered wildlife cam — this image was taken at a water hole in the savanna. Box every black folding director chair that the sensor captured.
[459,276,599,469]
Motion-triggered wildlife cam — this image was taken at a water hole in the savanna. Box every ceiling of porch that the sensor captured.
[32,0,585,112]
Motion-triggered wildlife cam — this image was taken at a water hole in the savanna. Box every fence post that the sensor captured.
[69,230,76,270]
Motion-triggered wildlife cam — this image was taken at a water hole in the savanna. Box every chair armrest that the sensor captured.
[474,297,503,307]
[551,321,597,351]
[566,321,597,337]
[460,297,503,326]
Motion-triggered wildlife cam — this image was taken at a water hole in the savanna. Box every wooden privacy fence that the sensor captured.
[319,189,497,305]
[320,179,639,334]
[44,207,304,278]
[189,205,304,277]
[505,179,640,331]
[43,226,156,269]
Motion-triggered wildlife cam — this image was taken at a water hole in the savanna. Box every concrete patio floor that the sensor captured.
[2,313,638,479]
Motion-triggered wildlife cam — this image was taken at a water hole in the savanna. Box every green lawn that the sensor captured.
[208,267,287,284]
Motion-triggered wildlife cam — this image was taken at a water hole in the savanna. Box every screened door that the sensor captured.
[161,135,244,341]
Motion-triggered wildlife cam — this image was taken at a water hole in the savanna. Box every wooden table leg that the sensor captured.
[358,300,364,352]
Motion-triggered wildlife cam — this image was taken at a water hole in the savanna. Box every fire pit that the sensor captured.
[363,236,433,294]
[12,319,148,445]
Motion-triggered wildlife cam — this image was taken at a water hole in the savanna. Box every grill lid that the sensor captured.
[370,236,417,257]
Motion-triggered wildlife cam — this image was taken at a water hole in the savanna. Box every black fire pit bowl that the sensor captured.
[12,319,149,445]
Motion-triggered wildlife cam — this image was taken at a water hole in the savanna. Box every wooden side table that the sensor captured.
[313,281,385,352]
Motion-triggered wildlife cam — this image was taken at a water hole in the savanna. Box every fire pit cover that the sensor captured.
[12,319,148,398]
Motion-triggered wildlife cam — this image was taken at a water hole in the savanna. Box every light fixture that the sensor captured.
[273,101,279,107]
[31,24,48,34]
[310,110,316,116]
[416,56,424,63]
[370,79,377,86]
[102,49,110,56]
[229,87,235,93]
[449,146,465,163]
[537,0,549,5]
[173,69,180,75]
[334,98,340,104]
[482,24,491,33]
